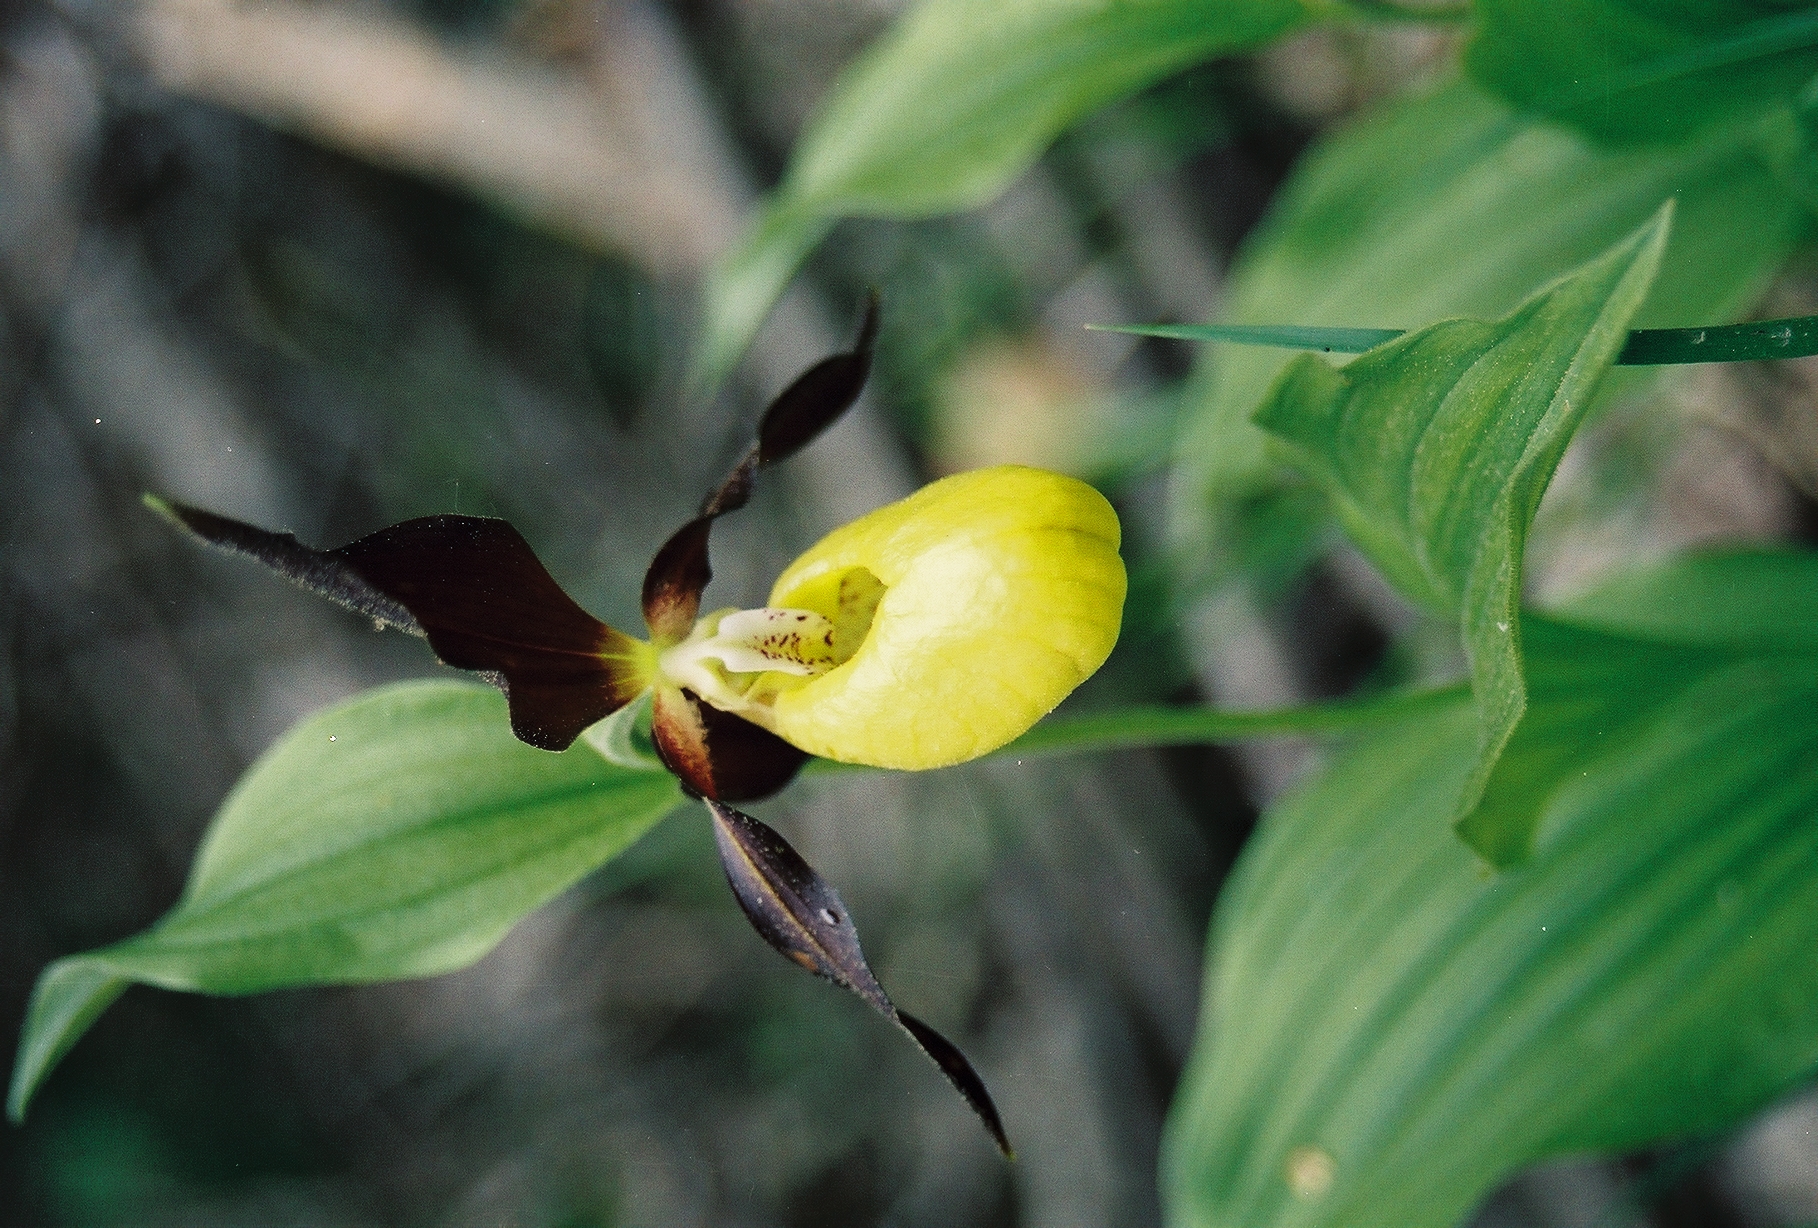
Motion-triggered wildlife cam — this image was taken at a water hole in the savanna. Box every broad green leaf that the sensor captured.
[1553,546,1818,647]
[1457,618,1733,864]
[1467,1,1818,144]
[1164,565,1818,1228]
[1168,78,1806,555]
[1470,548,1818,860]
[8,681,682,1121]
[696,0,1310,387]
[1254,209,1668,860]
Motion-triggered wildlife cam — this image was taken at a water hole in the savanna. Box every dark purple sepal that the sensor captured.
[333,516,647,750]
[147,495,420,633]
[706,798,1011,1158]
[151,497,647,753]
[639,294,879,642]
[650,686,807,803]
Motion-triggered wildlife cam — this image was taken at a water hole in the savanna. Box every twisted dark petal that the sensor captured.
[639,293,879,640]
[153,498,645,752]
[148,495,420,632]
[641,517,714,645]
[650,686,807,803]
[707,799,1012,1158]
[757,288,878,465]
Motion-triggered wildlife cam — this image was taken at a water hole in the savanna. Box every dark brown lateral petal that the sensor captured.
[148,495,420,633]
[640,294,879,640]
[334,516,647,750]
[756,288,878,465]
[640,516,712,646]
[151,496,645,752]
[707,799,1012,1158]
[650,686,807,802]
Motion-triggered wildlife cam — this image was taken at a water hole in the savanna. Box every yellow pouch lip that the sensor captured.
[758,465,1126,770]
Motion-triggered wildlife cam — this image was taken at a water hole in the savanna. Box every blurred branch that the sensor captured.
[133,0,740,277]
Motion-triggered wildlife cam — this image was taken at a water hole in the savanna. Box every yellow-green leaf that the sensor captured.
[1467,1,1818,144]
[1168,78,1805,558]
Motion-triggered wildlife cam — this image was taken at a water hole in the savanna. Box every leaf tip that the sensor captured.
[7,961,130,1126]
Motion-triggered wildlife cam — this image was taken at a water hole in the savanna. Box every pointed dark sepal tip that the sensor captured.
[896,1009,1014,1160]
[151,501,647,751]
[705,798,1011,1158]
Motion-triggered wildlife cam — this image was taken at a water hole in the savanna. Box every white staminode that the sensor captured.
[658,607,839,712]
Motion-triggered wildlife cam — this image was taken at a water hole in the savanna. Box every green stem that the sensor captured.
[998,682,1468,759]
[1090,316,1818,366]
[800,681,1469,777]
[1334,0,1474,24]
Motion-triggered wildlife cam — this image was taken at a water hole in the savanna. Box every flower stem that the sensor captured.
[799,680,1469,776]
[997,681,1469,759]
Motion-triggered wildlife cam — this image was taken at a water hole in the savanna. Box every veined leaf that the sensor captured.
[1552,546,1818,647]
[8,681,682,1121]
[1168,78,1806,558]
[1254,208,1668,861]
[1467,1,1818,144]
[696,0,1310,387]
[1164,556,1818,1228]
[1458,548,1818,860]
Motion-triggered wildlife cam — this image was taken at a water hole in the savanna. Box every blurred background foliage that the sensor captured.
[0,0,1815,1226]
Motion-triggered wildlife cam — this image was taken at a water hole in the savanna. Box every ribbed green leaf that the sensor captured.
[1460,548,1818,860]
[1554,546,1818,646]
[8,681,682,1121]
[1168,78,1806,556]
[696,0,1310,387]
[1164,555,1818,1228]
[1467,1,1818,144]
[1254,210,1667,862]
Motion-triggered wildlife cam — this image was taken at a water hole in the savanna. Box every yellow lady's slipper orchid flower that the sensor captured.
[660,466,1125,769]
[143,299,1114,1156]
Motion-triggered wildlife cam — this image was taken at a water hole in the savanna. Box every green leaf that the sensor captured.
[1553,546,1818,647]
[1168,78,1807,555]
[695,0,1310,387]
[1466,1,1818,144]
[581,688,666,772]
[1164,570,1818,1228]
[8,681,682,1121]
[1469,549,1818,862]
[1254,208,1668,861]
